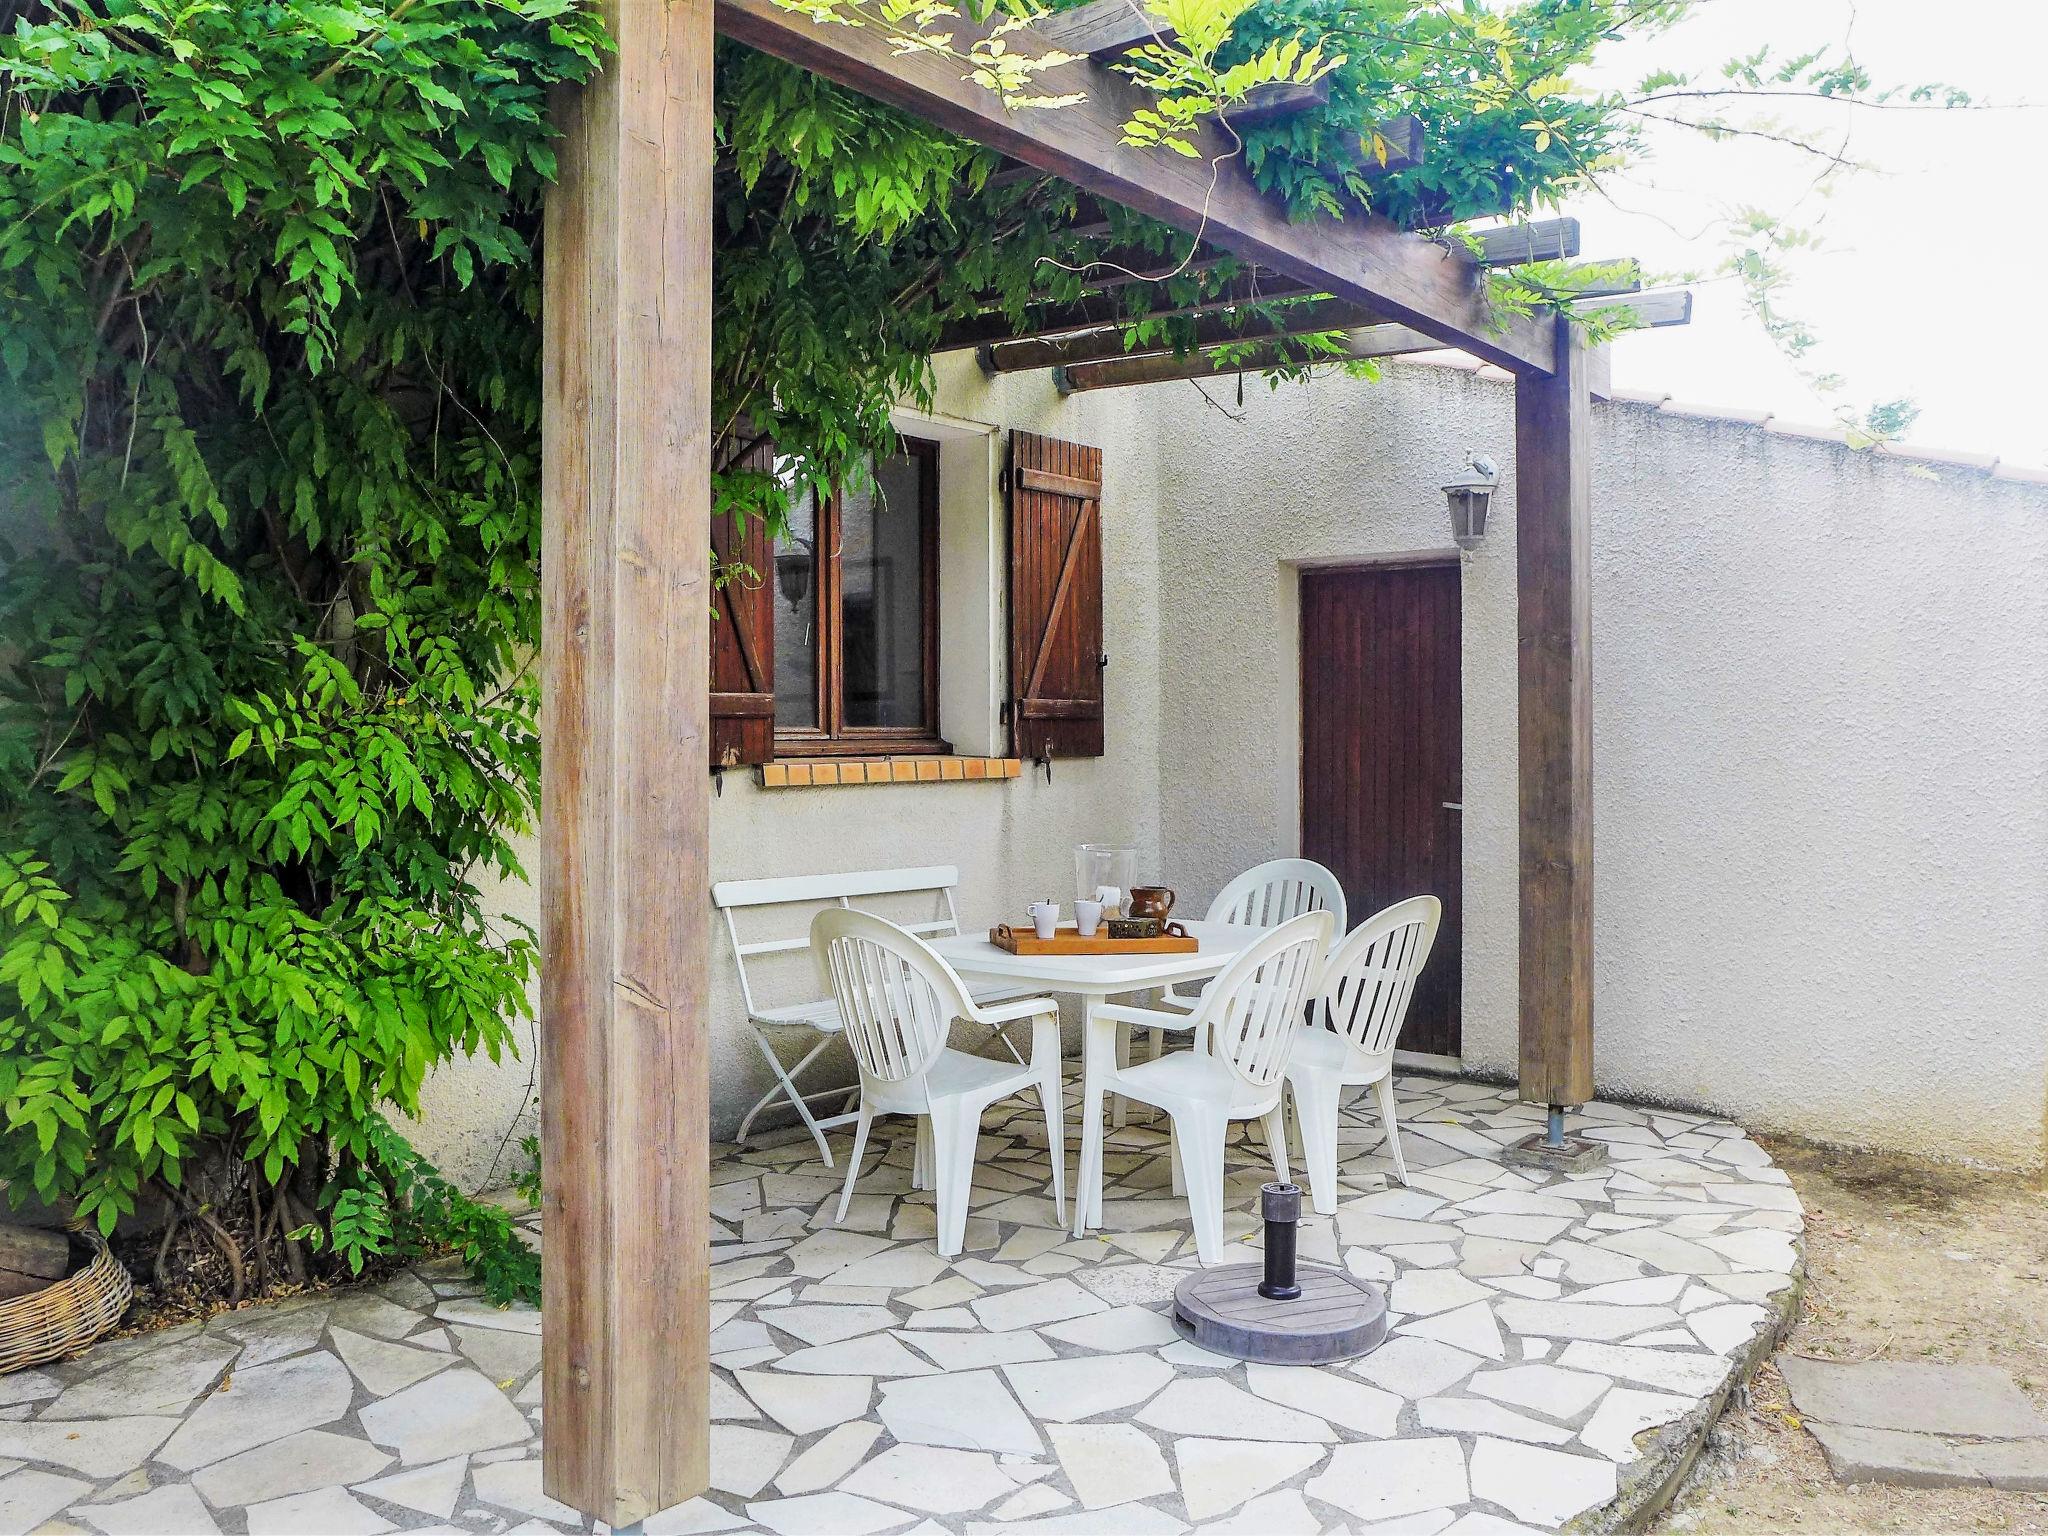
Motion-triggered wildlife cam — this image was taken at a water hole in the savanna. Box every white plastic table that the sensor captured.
[930,919,1261,1233]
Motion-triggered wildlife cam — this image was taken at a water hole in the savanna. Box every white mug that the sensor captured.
[1074,898,1105,937]
[1026,900,1059,940]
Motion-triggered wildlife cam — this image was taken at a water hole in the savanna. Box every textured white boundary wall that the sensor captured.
[1147,360,2048,1169]
[416,355,2048,1181]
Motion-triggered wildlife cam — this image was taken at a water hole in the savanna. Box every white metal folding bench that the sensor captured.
[712,864,1034,1168]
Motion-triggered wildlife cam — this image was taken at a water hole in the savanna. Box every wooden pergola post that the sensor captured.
[1515,313,1597,1113]
[539,0,716,1523]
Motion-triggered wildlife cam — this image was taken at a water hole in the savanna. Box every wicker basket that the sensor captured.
[0,1228,132,1375]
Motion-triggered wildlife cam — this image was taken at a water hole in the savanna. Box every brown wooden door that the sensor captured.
[1300,563,1462,1056]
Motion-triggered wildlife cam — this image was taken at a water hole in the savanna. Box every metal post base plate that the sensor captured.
[1503,1130,1610,1174]
[1172,1264,1388,1365]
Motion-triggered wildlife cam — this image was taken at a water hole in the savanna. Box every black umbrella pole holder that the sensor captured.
[1258,1183,1303,1300]
[1172,1182,1388,1365]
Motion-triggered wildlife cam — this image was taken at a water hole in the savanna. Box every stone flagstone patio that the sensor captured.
[0,1074,1801,1536]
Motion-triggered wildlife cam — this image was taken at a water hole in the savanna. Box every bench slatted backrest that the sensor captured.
[711,865,965,1016]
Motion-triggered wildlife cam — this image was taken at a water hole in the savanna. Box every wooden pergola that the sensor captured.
[538,0,1678,1522]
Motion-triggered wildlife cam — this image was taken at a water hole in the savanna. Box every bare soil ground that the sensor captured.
[1656,1137,2048,1536]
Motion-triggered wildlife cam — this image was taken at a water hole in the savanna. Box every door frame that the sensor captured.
[1295,555,1465,1068]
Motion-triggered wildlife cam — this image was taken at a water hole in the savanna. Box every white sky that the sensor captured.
[1564,0,2048,466]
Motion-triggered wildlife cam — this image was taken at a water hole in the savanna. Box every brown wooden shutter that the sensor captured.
[709,435,776,768]
[1008,431,1105,759]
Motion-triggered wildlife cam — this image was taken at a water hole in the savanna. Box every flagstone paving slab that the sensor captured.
[353,1457,469,1520]
[158,1350,353,1469]
[43,1335,237,1421]
[1,1075,1798,1534]
[244,1485,395,1534]
[774,1422,883,1496]
[0,1468,93,1533]
[1047,1422,1174,1509]
[1173,1437,1324,1520]
[189,1426,393,1506]
[74,1480,222,1535]
[1779,1357,2048,1439]
[0,1416,181,1478]
[358,1368,529,1466]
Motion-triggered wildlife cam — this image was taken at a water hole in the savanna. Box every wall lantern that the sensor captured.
[1442,452,1500,551]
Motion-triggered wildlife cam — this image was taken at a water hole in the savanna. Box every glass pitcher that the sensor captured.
[1075,843,1138,917]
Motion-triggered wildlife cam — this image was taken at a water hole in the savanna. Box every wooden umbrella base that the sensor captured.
[1172,1263,1388,1365]
[1172,1183,1388,1365]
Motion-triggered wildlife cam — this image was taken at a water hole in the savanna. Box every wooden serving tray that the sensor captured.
[990,922,1198,956]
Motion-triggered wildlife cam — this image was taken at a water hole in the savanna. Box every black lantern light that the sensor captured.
[1442,451,1500,550]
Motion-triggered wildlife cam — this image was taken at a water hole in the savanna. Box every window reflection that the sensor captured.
[771,485,819,730]
[840,451,928,729]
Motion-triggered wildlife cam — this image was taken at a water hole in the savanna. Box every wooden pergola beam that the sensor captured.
[1052,320,1441,391]
[1471,218,1580,264]
[1028,0,1172,58]
[539,0,714,1524]
[988,296,1385,373]
[1047,288,1685,390]
[714,0,1557,374]
[935,271,1317,353]
[985,266,1650,375]
[1361,114,1426,176]
[1214,77,1330,128]
[941,219,1593,356]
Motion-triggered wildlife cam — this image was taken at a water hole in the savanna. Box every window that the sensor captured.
[772,436,942,755]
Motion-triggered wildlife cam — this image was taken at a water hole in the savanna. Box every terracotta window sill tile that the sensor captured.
[758,756,1022,789]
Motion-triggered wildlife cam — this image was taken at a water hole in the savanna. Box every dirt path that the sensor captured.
[1656,1137,2048,1535]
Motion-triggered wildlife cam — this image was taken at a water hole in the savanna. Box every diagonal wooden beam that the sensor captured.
[714,0,1557,374]
[991,109,1422,203]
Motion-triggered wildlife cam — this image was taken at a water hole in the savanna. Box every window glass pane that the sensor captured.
[841,448,929,730]
[771,486,820,730]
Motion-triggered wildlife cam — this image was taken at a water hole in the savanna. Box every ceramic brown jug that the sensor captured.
[1127,885,1176,921]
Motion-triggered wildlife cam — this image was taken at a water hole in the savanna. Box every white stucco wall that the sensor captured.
[414,353,2048,1184]
[1144,360,2048,1169]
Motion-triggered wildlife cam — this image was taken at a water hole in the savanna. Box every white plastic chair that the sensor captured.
[1074,909,1334,1265]
[1285,895,1441,1212]
[713,866,1032,1169]
[811,909,1065,1257]
[1163,858,1348,1012]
